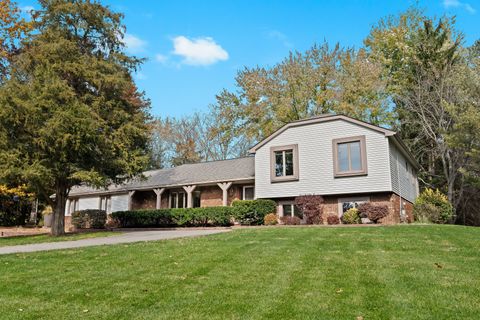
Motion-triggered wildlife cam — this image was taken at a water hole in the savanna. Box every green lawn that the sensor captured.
[0,231,120,247]
[0,225,479,320]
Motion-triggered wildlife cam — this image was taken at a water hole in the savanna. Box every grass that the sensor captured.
[0,231,120,247]
[0,225,479,319]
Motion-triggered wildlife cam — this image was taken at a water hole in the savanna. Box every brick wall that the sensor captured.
[321,192,413,224]
[131,190,156,210]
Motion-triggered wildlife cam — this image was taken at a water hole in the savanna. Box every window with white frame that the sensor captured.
[279,201,303,219]
[170,191,186,208]
[69,198,79,214]
[242,186,255,200]
[337,197,369,217]
[270,145,299,182]
[99,196,111,214]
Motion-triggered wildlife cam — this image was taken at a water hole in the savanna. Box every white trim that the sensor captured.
[169,191,186,209]
[277,200,296,217]
[242,185,255,200]
[337,196,370,217]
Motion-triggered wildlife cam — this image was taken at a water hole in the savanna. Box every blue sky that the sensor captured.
[20,0,480,118]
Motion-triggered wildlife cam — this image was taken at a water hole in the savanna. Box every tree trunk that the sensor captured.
[51,181,68,236]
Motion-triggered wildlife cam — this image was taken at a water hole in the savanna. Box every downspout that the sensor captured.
[396,151,404,222]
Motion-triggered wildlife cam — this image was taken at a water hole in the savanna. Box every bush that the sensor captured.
[413,188,454,224]
[72,209,107,229]
[112,206,234,228]
[294,195,324,224]
[0,184,33,226]
[358,203,389,223]
[280,216,302,225]
[264,213,278,225]
[342,208,361,224]
[232,199,277,225]
[327,215,340,225]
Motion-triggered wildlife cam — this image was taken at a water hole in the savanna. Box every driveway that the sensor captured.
[0,229,230,255]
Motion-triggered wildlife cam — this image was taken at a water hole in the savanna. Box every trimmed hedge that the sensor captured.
[232,199,277,225]
[72,209,107,229]
[111,207,235,228]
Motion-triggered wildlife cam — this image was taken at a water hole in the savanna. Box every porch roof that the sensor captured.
[69,157,255,197]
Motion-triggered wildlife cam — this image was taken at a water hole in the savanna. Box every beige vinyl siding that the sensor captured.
[388,142,418,203]
[255,119,392,199]
[111,194,129,212]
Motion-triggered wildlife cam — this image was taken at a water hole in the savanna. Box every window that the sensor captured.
[280,202,303,218]
[337,197,369,217]
[270,144,299,182]
[333,136,367,177]
[170,191,186,208]
[99,196,111,213]
[69,198,79,214]
[242,186,255,200]
[193,191,201,208]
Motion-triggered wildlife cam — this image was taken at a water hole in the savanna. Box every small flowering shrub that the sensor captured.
[342,208,361,224]
[280,216,302,225]
[294,195,324,224]
[327,215,340,225]
[263,213,278,225]
[358,203,389,223]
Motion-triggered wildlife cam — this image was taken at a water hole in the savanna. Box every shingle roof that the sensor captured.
[69,157,255,196]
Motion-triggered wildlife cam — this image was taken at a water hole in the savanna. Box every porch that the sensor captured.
[127,182,255,210]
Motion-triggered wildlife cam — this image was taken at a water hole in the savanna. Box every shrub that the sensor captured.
[327,215,340,225]
[280,216,302,225]
[358,203,389,223]
[342,208,361,224]
[72,210,107,229]
[0,184,33,226]
[111,206,234,228]
[232,199,277,225]
[264,213,278,225]
[294,195,324,224]
[413,188,454,224]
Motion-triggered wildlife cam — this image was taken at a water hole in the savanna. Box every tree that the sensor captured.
[366,8,480,221]
[0,0,150,235]
[212,42,393,145]
[0,0,32,80]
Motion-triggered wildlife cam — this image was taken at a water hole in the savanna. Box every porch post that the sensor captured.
[66,199,71,215]
[217,182,233,206]
[153,188,165,209]
[128,190,136,210]
[183,185,197,208]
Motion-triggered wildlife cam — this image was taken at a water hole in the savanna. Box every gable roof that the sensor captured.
[69,157,255,196]
[248,114,396,153]
[247,114,420,169]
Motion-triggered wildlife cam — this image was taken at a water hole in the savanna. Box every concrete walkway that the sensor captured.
[0,229,230,255]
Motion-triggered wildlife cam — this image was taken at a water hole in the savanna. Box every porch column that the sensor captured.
[183,185,197,208]
[128,190,135,210]
[66,199,71,215]
[217,182,232,206]
[153,188,165,209]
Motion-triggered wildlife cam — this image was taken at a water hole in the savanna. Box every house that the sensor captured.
[66,114,419,224]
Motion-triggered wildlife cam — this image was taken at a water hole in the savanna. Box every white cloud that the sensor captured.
[20,5,35,12]
[134,72,147,81]
[172,36,228,66]
[123,33,147,54]
[266,30,293,48]
[443,0,476,13]
[155,54,168,64]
